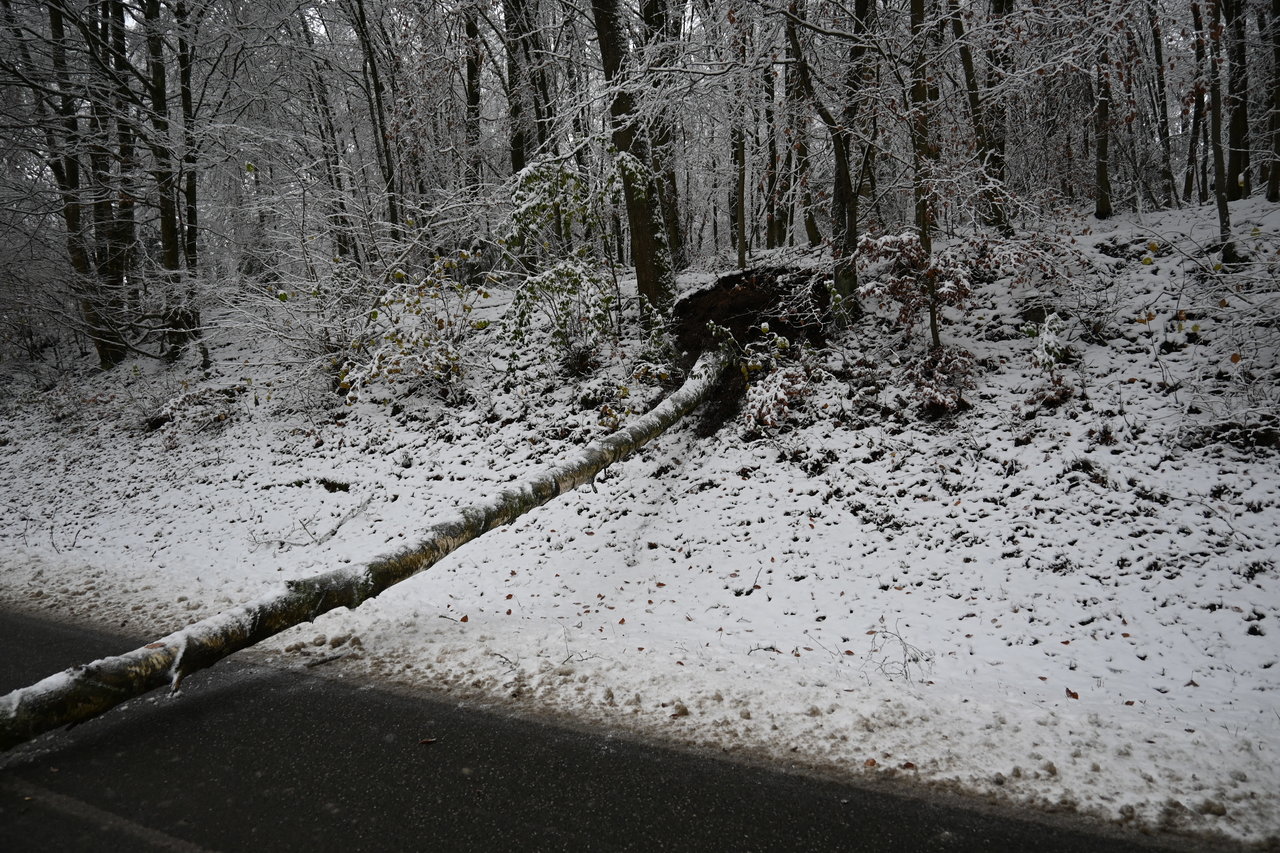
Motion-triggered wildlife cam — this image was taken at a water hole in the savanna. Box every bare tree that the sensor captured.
[1208,0,1235,251]
[1095,44,1115,220]
[1269,0,1280,201]
[1222,0,1251,198]
[590,0,674,308]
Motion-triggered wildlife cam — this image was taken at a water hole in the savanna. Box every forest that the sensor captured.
[1,0,1279,846]
[0,0,1276,376]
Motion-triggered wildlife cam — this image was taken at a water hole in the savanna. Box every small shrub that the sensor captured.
[1027,312,1073,378]
[902,345,976,415]
[742,362,817,432]
[856,232,973,344]
[507,259,618,369]
[337,250,490,403]
[498,156,625,372]
[1024,312,1076,409]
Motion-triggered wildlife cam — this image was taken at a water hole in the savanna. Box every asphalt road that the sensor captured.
[0,607,1227,852]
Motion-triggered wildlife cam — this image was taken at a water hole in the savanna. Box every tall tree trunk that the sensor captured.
[949,0,1007,231]
[504,0,531,174]
[763,62,784,249]
[143,0,182,276]
[732,121,748,269]
[464,6,483,189]
[830,0,871,300]
[143,0,200,357]
[728,6,750,269]
[503,0,555,177]
[175,1,199,273]
[909,0,939,350]
[1147,1,1178,207]
[299,15,358,264]
[346,0,400,231]
[1267,0,1280,201]
[0,351,728,753]
[1185,2,1210,203]
[591,0,674,309]
[1094,49,1114,220]
[107,0,137,303]
[24,4,97,366]
[784,40,822,247]
[1200,98,1212,202]
[31,1,129,368]
[1209,0,1235,251]
[641,0,686,269]
[1222,0,1251,198]
[986,0,1014,217]
[784,0,864,302]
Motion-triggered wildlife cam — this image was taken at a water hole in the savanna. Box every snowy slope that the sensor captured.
[2,201,1277,847]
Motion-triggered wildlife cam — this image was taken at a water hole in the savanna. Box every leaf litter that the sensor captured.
[1,200,1278,846]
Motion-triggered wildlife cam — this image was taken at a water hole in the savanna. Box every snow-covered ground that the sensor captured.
[2,202,1278,847]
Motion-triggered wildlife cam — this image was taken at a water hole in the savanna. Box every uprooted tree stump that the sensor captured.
[671,266,834,432]
[671,265,833,363]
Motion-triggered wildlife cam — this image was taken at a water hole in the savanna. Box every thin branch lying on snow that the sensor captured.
[864,625,934,684]
[310,495,374,547]
[302,652,350,669]
[0,350,729,753]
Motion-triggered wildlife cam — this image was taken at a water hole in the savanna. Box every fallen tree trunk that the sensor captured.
[0,351,728,752]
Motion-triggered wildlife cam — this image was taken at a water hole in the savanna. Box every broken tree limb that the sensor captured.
[0,350,729,752]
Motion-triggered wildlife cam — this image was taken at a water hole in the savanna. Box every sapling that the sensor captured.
[1028,312,1071,381]
[1025,312,1075,408]
[856,232,979,413]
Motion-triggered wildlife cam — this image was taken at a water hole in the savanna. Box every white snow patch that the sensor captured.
[2,201,1278,845]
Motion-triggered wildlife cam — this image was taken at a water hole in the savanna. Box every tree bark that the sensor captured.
[175,1,199,273]
[641,0,687,269]
[1094,49,1114,220]
[1267,0,1280,201]
[1147,0,1178,208]
[909,0,939,350]
[0,351,728,753]
[1222,0,1251,198]
[732,121,748,269]
[949,0,1008,231]
[464,6,483,189]
[783,1,865,303]
[1185,2,1210,203]
[591,0,674,308]
[1209,0,1234,250]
